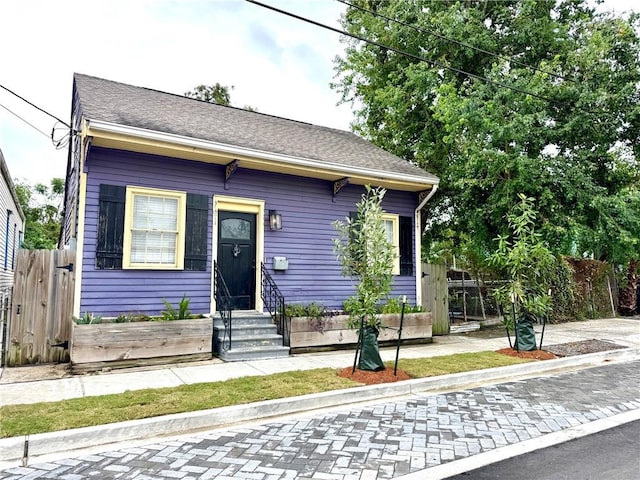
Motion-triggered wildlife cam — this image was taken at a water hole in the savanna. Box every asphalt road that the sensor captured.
[448,420,640,480]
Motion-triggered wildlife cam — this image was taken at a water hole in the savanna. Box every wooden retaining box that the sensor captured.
[70,318,213,372]
[289,312,432,352]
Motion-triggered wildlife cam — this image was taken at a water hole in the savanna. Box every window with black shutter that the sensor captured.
[95,184,208,271]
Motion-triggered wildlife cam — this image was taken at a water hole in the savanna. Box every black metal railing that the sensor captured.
[261,262,288,347]
[213,261,233,353]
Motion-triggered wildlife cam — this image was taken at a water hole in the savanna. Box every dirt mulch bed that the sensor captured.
[495,348,558,360]
[337,366,411,385]
[543,339,627,357]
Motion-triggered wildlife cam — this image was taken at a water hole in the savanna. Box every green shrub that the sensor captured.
[379,296,423,314]
[73,312,102,325]
[161,295,191,321]
[285,302,327,318]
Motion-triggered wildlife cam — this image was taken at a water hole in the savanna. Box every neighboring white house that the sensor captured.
[0,149,25,290]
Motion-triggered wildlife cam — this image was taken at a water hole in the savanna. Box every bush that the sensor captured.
[285,302,327,318]
[161,295,192,321]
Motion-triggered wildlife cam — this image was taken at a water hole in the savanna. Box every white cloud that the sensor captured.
[0,0,352,184]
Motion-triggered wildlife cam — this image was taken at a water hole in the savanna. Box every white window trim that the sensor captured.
[122,186,186,270]
[382,213,400,275]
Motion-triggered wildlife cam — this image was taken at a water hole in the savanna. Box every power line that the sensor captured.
[246,0,563,106]
[0,102,51,139]
[337,0,574,84]
[0,83,70,128]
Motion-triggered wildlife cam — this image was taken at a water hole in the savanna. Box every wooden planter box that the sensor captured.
[70,318,213,372]
[289,312,432,352]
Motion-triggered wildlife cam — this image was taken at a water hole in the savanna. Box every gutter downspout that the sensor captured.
[414,184,439,307]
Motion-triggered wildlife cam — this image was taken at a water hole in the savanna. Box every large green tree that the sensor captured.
[333,1,640,274]
[15,178,64,249]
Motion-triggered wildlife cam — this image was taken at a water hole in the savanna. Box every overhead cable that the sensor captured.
[0,83,70,128]
[0,102,51,139]
[246,0,565,106]
[337,0,574,84]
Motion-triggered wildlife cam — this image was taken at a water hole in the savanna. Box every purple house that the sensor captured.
[61,73,439,360]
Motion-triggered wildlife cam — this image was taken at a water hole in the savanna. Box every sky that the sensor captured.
[0,0,637,187]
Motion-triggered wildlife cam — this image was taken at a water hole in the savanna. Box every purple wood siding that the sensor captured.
[80,147,418,316]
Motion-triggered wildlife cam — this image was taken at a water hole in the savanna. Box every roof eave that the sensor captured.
[85,119,439,192]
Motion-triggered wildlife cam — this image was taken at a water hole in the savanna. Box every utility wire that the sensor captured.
[246,0,563,106]
[337,0,574,84]
[0,83,70,128]
[0,102,51,139]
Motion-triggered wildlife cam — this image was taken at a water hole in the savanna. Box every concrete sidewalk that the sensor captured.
[1,317,639,407]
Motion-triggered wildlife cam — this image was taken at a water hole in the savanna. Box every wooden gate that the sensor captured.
[5,249,75,366]
[421,263,449,335]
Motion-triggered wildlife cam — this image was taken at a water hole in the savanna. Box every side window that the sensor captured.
[348,211,413,276]
[381,214,400,275]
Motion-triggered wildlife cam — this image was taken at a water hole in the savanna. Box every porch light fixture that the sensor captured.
[269,210,282,230]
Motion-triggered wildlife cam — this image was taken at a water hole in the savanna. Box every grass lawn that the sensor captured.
[0,351,531,438]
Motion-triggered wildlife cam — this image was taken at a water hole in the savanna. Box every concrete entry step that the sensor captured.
[213,311,289,361]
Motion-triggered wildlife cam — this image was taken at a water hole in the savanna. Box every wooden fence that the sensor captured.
[5,249,75,366]
[421,263,449,335]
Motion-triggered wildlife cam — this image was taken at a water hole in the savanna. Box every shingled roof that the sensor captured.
[73,73,438,186]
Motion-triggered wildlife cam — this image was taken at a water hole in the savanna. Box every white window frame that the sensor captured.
[382,213,400,275]
[122,186,186,270]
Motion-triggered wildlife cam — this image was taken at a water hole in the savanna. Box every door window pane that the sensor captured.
[221,218,251,239]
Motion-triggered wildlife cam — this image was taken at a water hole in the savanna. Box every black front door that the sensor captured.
[217,211,256,310]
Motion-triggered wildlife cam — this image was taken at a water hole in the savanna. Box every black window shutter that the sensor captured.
[185,193,208,271]
[96,184,125,270]
[399,216,413,276]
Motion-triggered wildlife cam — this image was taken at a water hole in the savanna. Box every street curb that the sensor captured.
[1,347,638,465]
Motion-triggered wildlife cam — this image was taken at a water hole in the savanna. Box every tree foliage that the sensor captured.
[184,83,258,111]
[333,186,394,328]
[333,0,640,270]
[184,83,232,105]
[15,178,64,249]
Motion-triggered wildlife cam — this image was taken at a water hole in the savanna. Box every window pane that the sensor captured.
[131,231,177,264]
[221,218,250,239]
[383,220,394,244]
[130,192,180,265]
[133,196,178,231]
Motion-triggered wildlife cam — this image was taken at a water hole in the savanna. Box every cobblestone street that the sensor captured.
[2,360,639,479]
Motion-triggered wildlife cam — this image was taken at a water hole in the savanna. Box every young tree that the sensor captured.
[333,186,394,371]
[488,194,556,349]
[15,177,64,249]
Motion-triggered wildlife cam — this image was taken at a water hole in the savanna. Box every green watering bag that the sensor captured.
[358,326,386,371]
[516,313,538,351]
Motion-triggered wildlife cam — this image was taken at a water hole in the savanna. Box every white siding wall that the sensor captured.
[0,150,26,290]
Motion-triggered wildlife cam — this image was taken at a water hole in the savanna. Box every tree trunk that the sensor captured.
[619,259,638,316]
